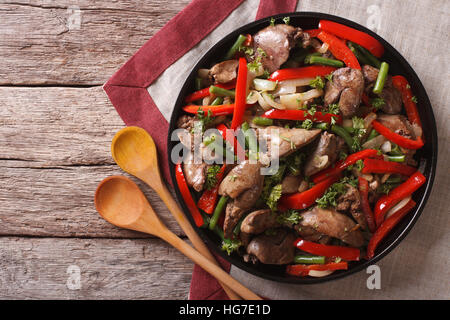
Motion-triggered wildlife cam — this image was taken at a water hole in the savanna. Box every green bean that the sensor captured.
[252,116,273,126]
[294,255,326,264]
[373,62,389,94]
[348,41,381,68]
[209,86,235,97]
[305,55,344,67]
[314,122,329,131]
[347,42,372,66]
[387,155,405,162]
[211,96,224,106]
[331,125,355,150]
[209,196,228,230]
[224,34,247,60]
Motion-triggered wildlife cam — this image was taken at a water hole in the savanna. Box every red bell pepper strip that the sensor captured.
[317,31,361,69]
[374,171,426,227]
[230,57,248,130]
[311,149,379,183]
[175,163,204,227]
[391,75,422,129]
[261,108,342,125]
[304,29,321,38]
[216,123,246,161]
[318,20,384,58]
[279,175,340,210]
[197,164,226,214]
[183,104,253,117]
[358,177,377,233]
[362,158,417,176]
[294,238,360,261]
[371,120,424,150]
[268,65,336,82]
[367,199,416,259]
[286,261,348,277]
[184,81,236,103]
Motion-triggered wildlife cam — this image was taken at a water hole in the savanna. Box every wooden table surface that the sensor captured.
[2,0,449,300]
[0,0,194,299]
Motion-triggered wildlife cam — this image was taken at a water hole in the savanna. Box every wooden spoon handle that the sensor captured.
[156,182,243,300]
[160,228,261,300]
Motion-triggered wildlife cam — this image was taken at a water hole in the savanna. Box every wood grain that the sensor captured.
[0,237,192,299]
[0,86,185,237]
[0,0,190,85]
[0,164,184,237]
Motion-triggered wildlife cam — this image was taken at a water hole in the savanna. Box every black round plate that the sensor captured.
[167,12,438,284]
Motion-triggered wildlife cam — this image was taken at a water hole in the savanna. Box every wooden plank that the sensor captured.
[0,237,192,299]
[0,164,185,237]
[0,0,190,85]
[0,86,122,166]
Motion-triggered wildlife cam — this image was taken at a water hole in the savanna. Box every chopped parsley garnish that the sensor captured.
[266,184,282,211]
[221,238,242,255]
[370,97,385,110]
[325,73,333,83]
[270,17,275,26]
[327,103,340,115]
[307,106,317,116]
[205,165,221,190]
[309,76,325,90]
[355,159,364,172]
[411,96,418,103]
[316,177,357,208]
[301,119,313,130]
[283,16,290,25]
[277,209,302,226]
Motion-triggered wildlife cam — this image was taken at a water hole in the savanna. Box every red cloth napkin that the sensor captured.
[104,0,298,300]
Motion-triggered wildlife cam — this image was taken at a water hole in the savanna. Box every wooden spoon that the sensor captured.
[111,126,251,300]
[95,176,261,300]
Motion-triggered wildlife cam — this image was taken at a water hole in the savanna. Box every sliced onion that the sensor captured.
[279,78,315,88]
[272,84,297,96]
[197,68,210,79]
[308,270,334,277]
[279,93,304,109]
[362,134,387,149]
[317,42,329,54]
[202,95,212,106]
[381,141,392,153]
[279,89,323,109]
[256,91,271,110]
[262,92,285,110]
[246,90,259,104]
[385,196,412,220]
[253,78,277,91]
[361,174,373,181]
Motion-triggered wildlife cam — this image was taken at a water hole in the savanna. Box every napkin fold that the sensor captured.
[103,0,298,300]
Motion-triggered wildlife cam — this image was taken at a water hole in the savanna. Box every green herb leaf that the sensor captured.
[266,184,282,211]
[309,76,325,90]
[205,165,221,190]
[221,238,242,255]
